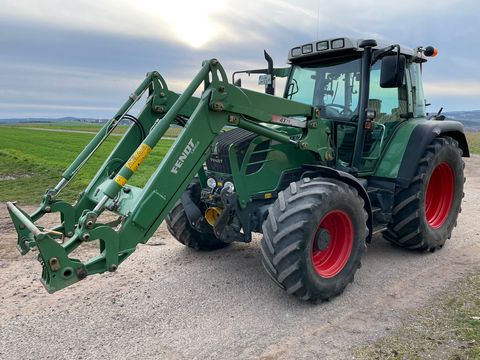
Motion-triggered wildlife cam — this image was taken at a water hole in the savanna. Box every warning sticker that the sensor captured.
[126,143,152,172]
[114,174,127,187]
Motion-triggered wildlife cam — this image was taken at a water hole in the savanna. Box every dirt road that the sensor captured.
[1,156,479,359]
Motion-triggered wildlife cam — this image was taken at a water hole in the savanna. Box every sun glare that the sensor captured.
[140,0,225,48]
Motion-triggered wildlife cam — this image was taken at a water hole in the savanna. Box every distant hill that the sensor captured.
[0,116,108,124]
[442,110,480,131]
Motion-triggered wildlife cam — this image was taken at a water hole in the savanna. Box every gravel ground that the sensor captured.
[0,156,479,360]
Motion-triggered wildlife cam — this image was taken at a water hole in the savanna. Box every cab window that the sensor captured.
[368,61,406,123]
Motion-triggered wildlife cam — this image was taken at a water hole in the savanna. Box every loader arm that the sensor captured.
[7,59,326,293]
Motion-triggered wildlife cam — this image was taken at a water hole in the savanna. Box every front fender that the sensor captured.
[303,165,373,243]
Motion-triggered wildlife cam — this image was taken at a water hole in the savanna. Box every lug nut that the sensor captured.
[228,115,238,124]
[212,102,224,112]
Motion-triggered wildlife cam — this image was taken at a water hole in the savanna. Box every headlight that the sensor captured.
[291,47,301,57]
[223,181,235,192]
[207,177,217,189]
[316,41,329,51]
[331,38,345,49]
[302,44,313,54]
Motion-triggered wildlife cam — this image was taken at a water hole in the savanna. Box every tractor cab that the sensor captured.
[284,37,432,174]
[233,37,436,175]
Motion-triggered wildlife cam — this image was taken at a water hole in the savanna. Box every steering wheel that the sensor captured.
[324,104,353,117]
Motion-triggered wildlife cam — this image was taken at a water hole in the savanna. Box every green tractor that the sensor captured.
[7,37,469,301]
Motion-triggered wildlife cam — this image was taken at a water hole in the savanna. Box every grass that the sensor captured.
[0,126,174,204]
[4,121,182,137]
[1,124,478,204]
[466,131,480,155]
[355,272,480,359]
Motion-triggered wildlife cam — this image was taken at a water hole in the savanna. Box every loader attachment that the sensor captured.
[6,58,316,293]
[7,202,84,292]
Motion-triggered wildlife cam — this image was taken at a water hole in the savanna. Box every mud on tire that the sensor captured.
[260,177,368,301]
[384,136,465,251]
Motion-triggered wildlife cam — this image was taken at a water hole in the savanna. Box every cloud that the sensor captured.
[2,0,469,48]
[0,0,229,48]
[0,0,479,116]
[424,81,480,96]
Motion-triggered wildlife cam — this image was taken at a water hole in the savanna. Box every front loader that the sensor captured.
[7,37,469,301]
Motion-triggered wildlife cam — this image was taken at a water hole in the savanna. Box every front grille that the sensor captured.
[206,128,269,174]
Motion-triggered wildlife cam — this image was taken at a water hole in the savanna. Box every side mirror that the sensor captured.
[234,78,242,87]
[380,54,406,88]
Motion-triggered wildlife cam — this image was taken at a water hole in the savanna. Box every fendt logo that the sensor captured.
[171,138,199,174]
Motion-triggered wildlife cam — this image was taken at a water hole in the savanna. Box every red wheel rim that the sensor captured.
[312,210,354,278]
[425,162,454,229]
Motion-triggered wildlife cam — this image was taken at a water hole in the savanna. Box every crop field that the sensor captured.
[0,126,174,203]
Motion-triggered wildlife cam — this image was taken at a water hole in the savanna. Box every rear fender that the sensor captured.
[376,120,469,188]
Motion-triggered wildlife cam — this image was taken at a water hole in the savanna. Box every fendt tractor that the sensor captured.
[7,37,469,301]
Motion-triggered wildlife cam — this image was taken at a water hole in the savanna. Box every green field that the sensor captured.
[0,126,174,204]
[466,131,480,155]
[7,121,182,137]
[1,124,479,204]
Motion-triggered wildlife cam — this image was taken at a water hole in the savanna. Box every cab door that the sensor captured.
[358,59,409,173]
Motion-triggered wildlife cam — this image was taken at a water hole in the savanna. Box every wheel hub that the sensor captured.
[315,229,331,251]
[312,210,354,278]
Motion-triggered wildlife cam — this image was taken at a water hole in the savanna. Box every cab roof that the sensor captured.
[288,37,424,63]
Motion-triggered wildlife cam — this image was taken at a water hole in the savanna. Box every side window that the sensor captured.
[409,63,426,118]
[368,61,402,123]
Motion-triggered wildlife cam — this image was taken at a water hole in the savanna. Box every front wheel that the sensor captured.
[165,181,229,251]
[260,178,368,301]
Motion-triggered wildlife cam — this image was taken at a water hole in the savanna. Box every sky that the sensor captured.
[0,0,479,119]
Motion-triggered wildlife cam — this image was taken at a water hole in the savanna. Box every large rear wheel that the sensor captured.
[384,136,465,251]
[260,178,368,301]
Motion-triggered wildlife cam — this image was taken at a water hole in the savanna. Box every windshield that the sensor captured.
[287,58,362,121]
